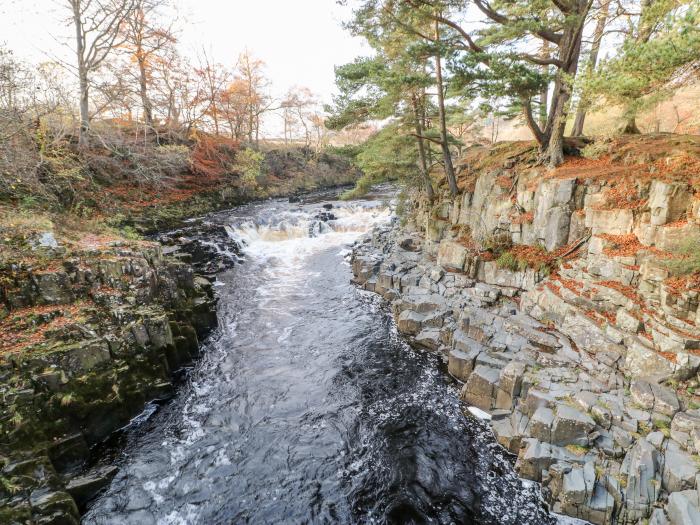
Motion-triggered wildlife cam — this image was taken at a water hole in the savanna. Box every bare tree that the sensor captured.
[124,0,176,129]
[66,0,134,145]
[194,49,230,135]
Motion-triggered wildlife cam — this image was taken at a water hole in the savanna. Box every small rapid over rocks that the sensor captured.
[83,191,554,524]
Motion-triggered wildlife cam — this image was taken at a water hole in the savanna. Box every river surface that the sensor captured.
[83,192,555,525]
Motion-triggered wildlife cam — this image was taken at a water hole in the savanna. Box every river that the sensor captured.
[83,191,555,525]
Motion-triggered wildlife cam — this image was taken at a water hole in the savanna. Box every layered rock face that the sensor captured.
[0,242,217,524]
[351,138,700,524]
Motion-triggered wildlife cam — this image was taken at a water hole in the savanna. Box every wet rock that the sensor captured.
[66,466,119,508]
[29,489,79,524]
[48,434,90,473]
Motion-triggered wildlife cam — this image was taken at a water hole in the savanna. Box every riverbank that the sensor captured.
[0,174,356,523]
[350,134,700,524]
[0,237,218,523]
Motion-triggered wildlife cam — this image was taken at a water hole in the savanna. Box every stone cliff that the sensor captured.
[0,239,217,524]
[352,135,700,524]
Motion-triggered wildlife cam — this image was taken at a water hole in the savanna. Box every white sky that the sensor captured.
[0,0,370,115]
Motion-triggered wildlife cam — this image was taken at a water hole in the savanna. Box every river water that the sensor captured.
[83,192,555,525]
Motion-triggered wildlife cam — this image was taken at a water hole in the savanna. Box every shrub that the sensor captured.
[497,251,525,271]
[234,147,265,191]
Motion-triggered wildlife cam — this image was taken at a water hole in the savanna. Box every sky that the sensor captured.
[0,0,370,123]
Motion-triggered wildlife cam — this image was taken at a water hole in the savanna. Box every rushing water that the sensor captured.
[83,192,555,525]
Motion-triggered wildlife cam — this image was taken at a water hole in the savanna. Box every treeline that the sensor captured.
[0,0,336,206]
[328,0,700,197]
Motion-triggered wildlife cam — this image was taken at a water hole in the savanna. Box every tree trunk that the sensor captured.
[621,117,641,134]
[572,0,610,137]
[138,56,153,129]
[434,20,458,196]
[542,1,587,167]
[539,41,550,130]
[72,1,90,146]
[78,72,90,146]
[412,96,435,201]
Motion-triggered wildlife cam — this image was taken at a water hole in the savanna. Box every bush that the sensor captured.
[497,251,525,271]
[234,147,265,191]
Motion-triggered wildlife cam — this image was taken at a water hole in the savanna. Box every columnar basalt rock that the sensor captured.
[0,242,218,523]
[350,140,700,524]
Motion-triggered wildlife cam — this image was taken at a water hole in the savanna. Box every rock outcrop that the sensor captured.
[350,137,700,524]
[0,241,217,524]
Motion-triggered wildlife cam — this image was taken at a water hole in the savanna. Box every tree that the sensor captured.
[327,51,437,199]
[123,0,176,128]
[415,0,593,167]
[194,50,230,135]
[236,50,273,146]
[571,0,611,136]
[592,0,700,133]
[433,18,458,195]
[65,0,134,145]
[281,87,317,146]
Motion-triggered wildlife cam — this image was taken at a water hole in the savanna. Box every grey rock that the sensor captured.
[460,365,500,411]
[667,490,700,525]
[414,328,441,351]
[516,438,581,482]
[652,382,680,417]
[647,431,666,449]
[551,405,596,447]
[529,406,555,443]
[561,467,587,505]
[448,348,479,382]
[619,439,661,522]
[397,310,424,335]
[649,508,670,525]
[630,379,655,409]
[66,466,119,506]
[663,449,699,493]
[495,360,527,410]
